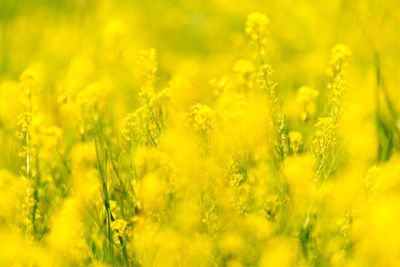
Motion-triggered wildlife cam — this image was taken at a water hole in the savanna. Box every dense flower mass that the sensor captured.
[1,0,400,266]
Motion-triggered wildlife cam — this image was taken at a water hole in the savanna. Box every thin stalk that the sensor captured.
[95,137,114,261]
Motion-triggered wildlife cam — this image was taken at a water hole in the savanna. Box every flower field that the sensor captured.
[1,1,400,266]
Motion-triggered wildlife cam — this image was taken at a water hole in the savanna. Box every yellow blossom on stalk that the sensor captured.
[229,173,245,187]
[188,103,216,132]
[245,13,270,46]
[313,117,336,151]
[297,86,319,121]
[121,111,141,144]
[111,218,128,248]
[327,44,351,121]
[122,107,160,146]
[16,112,31,141]
[258,64,289,162]
[312,116,337,181]
[149,87,170,130]
[327,44,351,78]
[149,87,170,112]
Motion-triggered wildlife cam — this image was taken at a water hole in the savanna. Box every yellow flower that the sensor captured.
[121,111,141,144]
[16,112,31,140]
[327,44,351,78]
[313,117,336,155]
[188,103,216,132]
[297,86,319,121]
[245,13,270,46]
